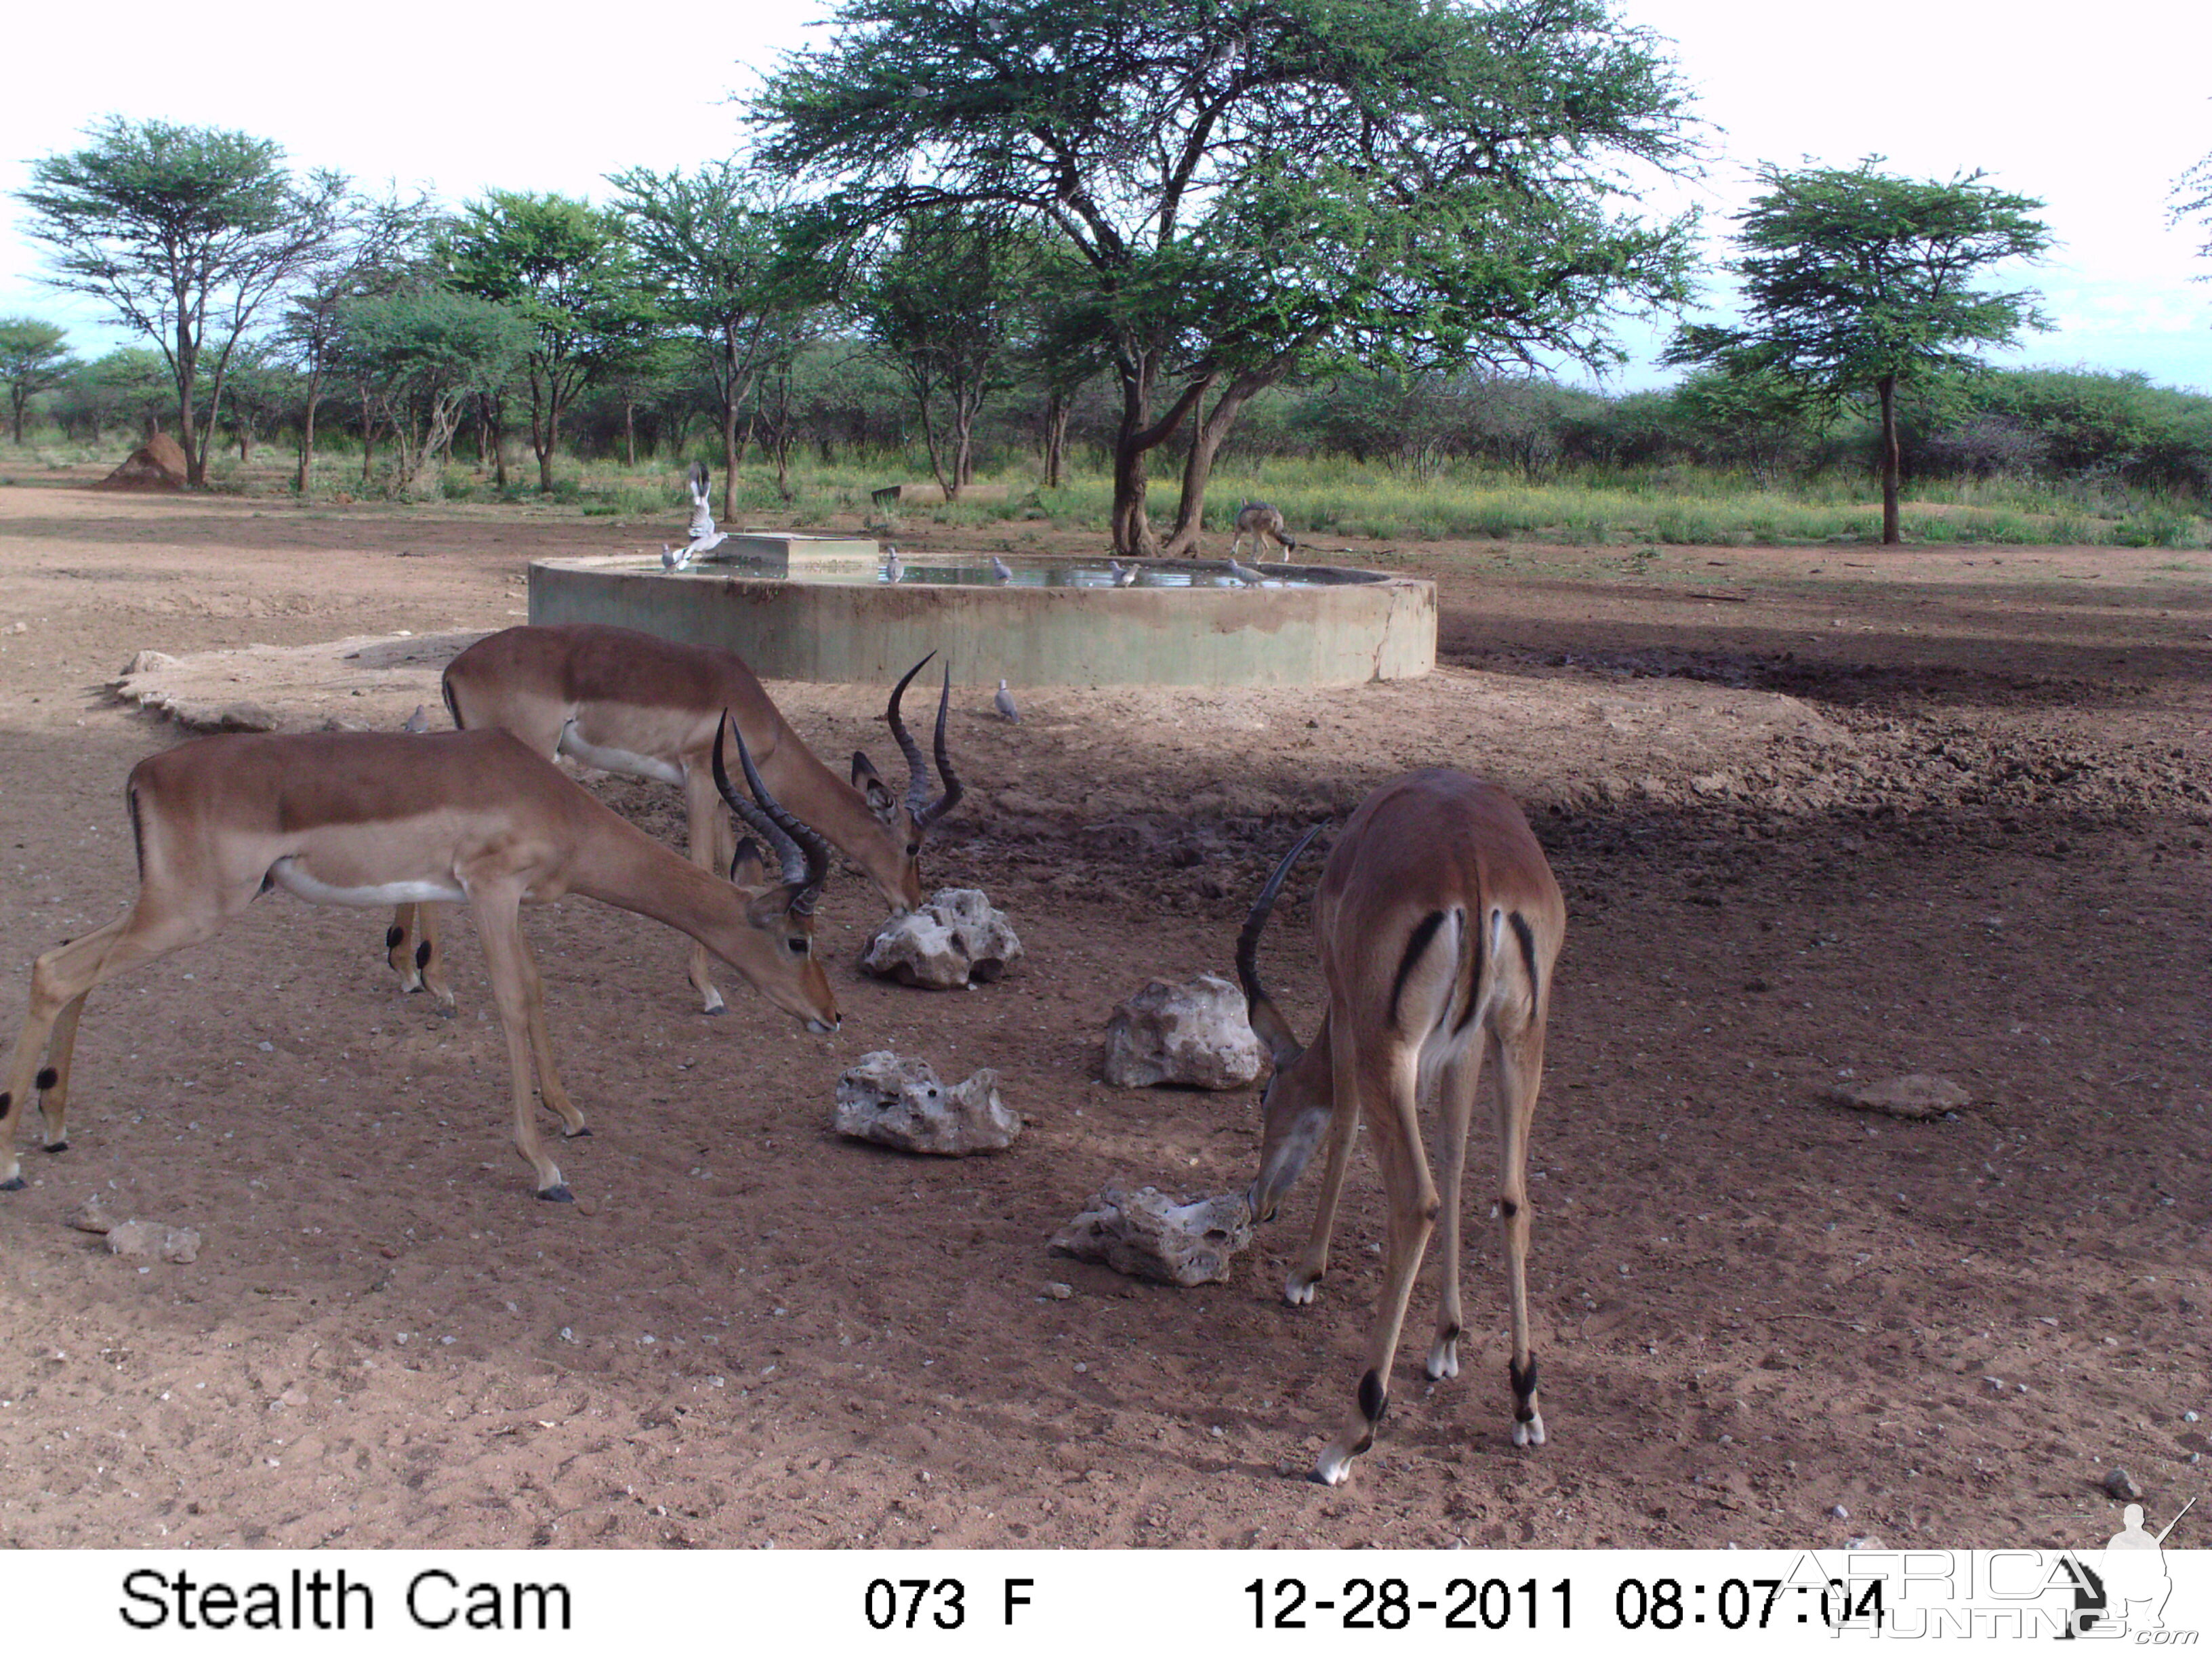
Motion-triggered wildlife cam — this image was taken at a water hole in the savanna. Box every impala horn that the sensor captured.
[886,653,964,833]
[712,714,832,916]
[1237,823,1326,1069]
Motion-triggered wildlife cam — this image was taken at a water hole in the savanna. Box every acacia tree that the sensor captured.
[0,319,81,443]
[333,291,532,496]
[279,188,438,491]
[853,211,1032,498]
[607,163,811,517]
[758,0,1699,554]
[445,192,649,492]
[1665,159,2052,544]
[15,118,346,486]
[2173,147,2212,264]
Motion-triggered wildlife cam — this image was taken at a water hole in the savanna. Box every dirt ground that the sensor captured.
[0,472,2207,1553]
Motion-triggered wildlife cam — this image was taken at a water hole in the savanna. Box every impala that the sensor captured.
[389,623,964,1014]
[0,719,838,1203]
[1237,769,1566,1484]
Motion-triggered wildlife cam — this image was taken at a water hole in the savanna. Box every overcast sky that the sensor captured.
[3,0,2208,394]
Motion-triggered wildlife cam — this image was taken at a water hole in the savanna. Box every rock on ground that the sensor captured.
[861,888,1024,989]
[105,1220,202,1263]
[1050,1181,1253,1287]
[1103,973,1265,1090]
[834,1051,1021,1155]
[1822,1074,1971,1120]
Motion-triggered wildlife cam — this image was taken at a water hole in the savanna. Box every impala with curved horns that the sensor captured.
[1237,769,1566,1485]
[388,623,964,1014]
[1,718,838,1204]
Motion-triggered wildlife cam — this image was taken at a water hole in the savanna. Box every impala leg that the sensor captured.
[415,905,452,1011]
[1313,1041,1433,1486]
[469,889,569,1201]
[681,767,729,1015]
[3,899,228,1189]
[35,991,91,1151]
[1286,1091,1361,1306]
[516,928,587,1139]
[1493,1019,1550,1446]
[1427,1043,1486,1381]
[387,903,422,991]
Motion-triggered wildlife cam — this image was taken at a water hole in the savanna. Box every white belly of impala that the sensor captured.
[556,724,685,787]
[269,859,466,908]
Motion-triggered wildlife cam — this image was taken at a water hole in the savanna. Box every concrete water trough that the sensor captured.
[527,547,1435,687]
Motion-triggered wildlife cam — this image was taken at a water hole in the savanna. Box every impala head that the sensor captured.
[848,652,964,913]
[1237,823,1333,1224]
[711,714,841,1034]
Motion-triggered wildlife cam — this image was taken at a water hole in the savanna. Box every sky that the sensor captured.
[3,0,2209,395]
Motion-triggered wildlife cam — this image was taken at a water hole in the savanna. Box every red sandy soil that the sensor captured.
[0,474,2207,1551]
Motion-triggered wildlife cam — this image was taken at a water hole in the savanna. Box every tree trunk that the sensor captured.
[622,398,637,468]
[1042,388,1068,489]
[1162,367,1283,557]
[1108,348,1213,556]
[720,325,743,521]
[917,382,951,501]
[483,394,509,491]
[1878,373,1902,545]
[295,369,323,493]
[9,390,25,445]
[175,304,205,489]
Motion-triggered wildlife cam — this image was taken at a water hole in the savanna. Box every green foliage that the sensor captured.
[445,190,656,490]
[48,347,171,443]
[758,0,1704,548]
[334,291,533,495]
[0,316,81,442]
[1666,157,2053,543]
[14,117,348,483]
[1667,159,2053,397]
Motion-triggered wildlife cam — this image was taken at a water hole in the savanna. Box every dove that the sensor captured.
[1226,556,1265,586]
[401,704,430,734]
[989,554,1015,583]
[1113,560,1140,588]
[661,542,692,571]
[884,546,904,583]
[994,680,1020,722]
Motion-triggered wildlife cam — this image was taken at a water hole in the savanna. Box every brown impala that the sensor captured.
[390,623,963,1014]
[0,720,839,1204]
[1237,769,1567,1484]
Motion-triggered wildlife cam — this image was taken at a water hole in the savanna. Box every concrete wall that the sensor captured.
[529,556,1435,687]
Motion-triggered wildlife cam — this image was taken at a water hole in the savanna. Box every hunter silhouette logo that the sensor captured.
[2061,1496,2195,1639]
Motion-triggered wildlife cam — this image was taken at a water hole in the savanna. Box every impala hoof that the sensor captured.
[0,1175,24,1192]
[537,1184,574,1204]
[41,1139,69,1155]
[1309,1454,1353,1487]
[562,1126,592,1139]
[1513,1413,1547,1448]
[1284,1273,1320,1307]
[1426,1337,1459,1380]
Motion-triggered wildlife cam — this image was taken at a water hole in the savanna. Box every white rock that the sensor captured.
[1103,974,1265,1090]
[861,888,1024,989]
[834,1051,1021,1155]
[106,1220,201,1263]
[1050,1181,1253,1287]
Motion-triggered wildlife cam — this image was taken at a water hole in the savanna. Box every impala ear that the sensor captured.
[744,882,813,928]
[729,836,770,888]
[852,751,897,823]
